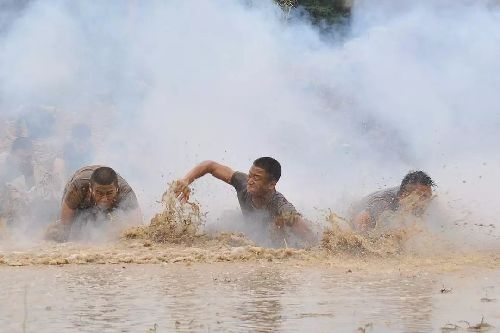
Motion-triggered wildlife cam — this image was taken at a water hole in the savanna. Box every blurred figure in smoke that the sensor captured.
[0,137,35,227]
[12,105,62,193]
[12,107,68,231]
[0,137,35,188]
[15,106,56,140]
[61,123,94,177]
[45,165,142,242]
[352,171,435,233]
[174,157,316,245]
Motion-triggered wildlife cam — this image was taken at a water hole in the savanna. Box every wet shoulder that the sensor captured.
[365,187,399,205]
[63,165,101,209]
[116,174,139,210]
[63,176,91,209]
[230,171,248,193]
[69,165,101,183]
[117,174,134,196]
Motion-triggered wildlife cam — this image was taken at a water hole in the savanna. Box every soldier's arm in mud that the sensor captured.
[43,201,75,242]
[60,201,76,225]
[290,217,316,245]
[58,180,85,228]
[276,211,316,245]
[174,160,235,202]
[59,201,76,239]
[50,181,82,241]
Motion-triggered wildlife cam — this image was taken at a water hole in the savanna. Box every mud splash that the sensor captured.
[321,225,404,256]
[123,185,205,244]
[0,237,317,266]
[1,209,499,271]
[321,211,426,256]
[123,185,414,259]
[0,238,499,277]
[1,186,499,271]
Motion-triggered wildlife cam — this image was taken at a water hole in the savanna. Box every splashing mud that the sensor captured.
[0,183,497,271]
[1,186,495,269]
[1,213,499,272]
[320,210,443,257]
[123,184,205,244]
[321,225,404,256]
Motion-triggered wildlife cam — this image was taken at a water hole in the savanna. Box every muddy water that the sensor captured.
[1,262,499,333]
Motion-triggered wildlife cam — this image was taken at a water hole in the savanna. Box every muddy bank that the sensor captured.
[2,186,499,271]
[0,237,498,274]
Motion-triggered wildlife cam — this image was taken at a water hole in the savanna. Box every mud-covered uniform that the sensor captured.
[230,171,300,227]
[62,165,139,219]
[353,187,400,229]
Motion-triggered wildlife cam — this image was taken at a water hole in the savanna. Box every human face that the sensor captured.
[247,165,276,196]
[399,184,432,216]
[91,183,118,210]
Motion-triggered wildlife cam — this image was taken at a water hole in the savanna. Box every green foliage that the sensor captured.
[276,0,351,24]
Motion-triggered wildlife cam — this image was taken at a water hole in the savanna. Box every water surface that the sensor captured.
[1,263,498,332]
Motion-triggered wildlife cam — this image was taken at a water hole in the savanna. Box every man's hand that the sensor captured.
[173,178,191,203]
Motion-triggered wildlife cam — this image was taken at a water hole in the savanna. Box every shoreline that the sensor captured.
[1,239,498,273]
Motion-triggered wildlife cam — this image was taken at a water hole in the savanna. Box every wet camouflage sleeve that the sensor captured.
[62,180,85,210]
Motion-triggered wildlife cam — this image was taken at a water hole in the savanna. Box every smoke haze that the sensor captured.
[0,0,499,246]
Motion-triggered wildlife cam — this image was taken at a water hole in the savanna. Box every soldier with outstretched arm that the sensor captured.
[174,157,315,244]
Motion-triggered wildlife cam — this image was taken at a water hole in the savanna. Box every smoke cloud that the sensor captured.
[0,0,499,246]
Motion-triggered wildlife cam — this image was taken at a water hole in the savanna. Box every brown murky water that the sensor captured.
[1,261,499,333]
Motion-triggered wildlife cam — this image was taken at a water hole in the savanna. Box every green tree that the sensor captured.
[275,0,351,24]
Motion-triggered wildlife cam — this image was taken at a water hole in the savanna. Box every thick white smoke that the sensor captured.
[0,0,499,245]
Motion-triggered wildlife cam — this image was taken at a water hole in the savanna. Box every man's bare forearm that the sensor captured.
[175,161,234,202]
[182,160,234,184]
[292,218,316,244]
[182,160,216,184]
[60,202,76,226]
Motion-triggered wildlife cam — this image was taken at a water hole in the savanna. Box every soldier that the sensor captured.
[174,157,315,245]
[352,171,435,232]
[47,165,141,241]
